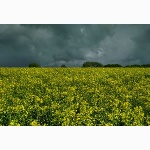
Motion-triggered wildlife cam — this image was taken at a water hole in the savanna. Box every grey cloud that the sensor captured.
[0,24,150,67]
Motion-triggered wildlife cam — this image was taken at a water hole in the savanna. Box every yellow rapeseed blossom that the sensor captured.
[0,67,150,126]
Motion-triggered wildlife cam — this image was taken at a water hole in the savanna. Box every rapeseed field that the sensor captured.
[0,68,150,126]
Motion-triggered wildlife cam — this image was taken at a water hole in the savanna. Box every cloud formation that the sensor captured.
[0,24,150,67]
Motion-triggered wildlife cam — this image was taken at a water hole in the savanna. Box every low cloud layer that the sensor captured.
[0,24,150,67]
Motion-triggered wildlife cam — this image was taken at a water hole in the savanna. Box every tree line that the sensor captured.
[82,62,150,68]
[28,62,150,68]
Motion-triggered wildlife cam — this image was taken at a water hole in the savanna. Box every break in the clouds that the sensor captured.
[0,24,150,67]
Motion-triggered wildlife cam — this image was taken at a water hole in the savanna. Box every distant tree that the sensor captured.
[82,61,103,67]
[127,64,141,67]
[141,64,150,67]
[104,64,122,67]
[29,63,40,67]
[125,64,150,67]
[125,65,130,67]
[82,61,91,67]
[131,64,141,67]
[61,64,67,68]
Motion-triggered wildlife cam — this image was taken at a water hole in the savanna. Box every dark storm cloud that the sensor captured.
[0,24,150,67]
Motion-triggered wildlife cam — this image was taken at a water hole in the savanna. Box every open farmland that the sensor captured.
[0,67,150,126]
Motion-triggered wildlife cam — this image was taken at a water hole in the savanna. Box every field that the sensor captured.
[0,67,150,126]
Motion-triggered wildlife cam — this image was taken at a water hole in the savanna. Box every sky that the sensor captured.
[0,24,150,67]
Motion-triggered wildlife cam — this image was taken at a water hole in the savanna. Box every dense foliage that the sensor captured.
[82,61,150,68]
[0,68,150,126]
[142,64,150,67]
[104,64,122,67]
[29,63,40,67]
[125,64,150,68]
[82,61,103,67]
[61,64,67,68]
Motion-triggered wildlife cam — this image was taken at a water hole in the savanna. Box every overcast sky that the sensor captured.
[0,24,150,67]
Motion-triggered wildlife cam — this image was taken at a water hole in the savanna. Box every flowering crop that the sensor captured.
[0,67,150,126]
